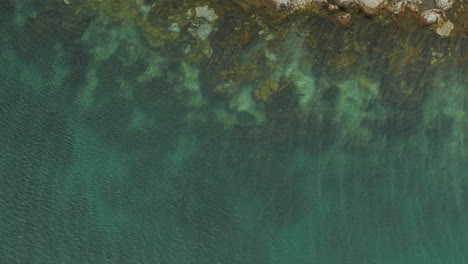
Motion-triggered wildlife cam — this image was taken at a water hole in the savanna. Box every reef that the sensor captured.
[11,0,466,154]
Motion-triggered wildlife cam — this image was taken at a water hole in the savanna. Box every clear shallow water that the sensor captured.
[1,1,468,263]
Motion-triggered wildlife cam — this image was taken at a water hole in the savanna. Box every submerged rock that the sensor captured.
[272,0,315,8]
[334,13,352,27]
[435,19,454,37]
[420,9,444,25]
[357,0,387,15]
[420,9,454,37]
[435,0,454,11]
[195,5,218,22]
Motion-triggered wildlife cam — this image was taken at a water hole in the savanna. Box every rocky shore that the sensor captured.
[6,0,467,153]
[240,0,467,37]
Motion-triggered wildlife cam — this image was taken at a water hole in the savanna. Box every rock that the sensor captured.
[385,0,405,14]
[334,0,355,7]
[405,0,421,12]
[195,5,218,22]
[435,0,454,11]
[327,4,339,12]
[357,0,386,15]
[419,9,453,37]
[420,9,444,25]
[169,23,180,33]
[195,24,214,40]
[272,0,315,9]
[435,20,454,37]
[335,13,352,27]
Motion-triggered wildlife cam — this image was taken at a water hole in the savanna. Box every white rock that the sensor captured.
[436,20,454,37]
[196,24,214,40]
[272,0,316,9]
[334,0,355,6]
[169,23,180,33]
[435,0,454,11]
[406,3,420,12]
[195,6,218,22]
[421,9,443,25]
[327,4,340,12]
[358,0,386,12]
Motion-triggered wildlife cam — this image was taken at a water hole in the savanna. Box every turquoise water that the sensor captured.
[1,1,468,263]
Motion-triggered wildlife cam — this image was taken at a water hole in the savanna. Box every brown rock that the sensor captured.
[327,4,340,12]
[334,13,352,27]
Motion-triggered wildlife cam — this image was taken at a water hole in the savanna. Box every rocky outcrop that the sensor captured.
[240,0,465,37]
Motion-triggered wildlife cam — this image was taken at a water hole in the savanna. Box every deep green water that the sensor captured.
[1,1,468,263]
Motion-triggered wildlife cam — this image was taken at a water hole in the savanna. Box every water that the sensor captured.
[1,1,467,263]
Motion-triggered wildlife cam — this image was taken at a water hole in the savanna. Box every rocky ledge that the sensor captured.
[237,0,467,37]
